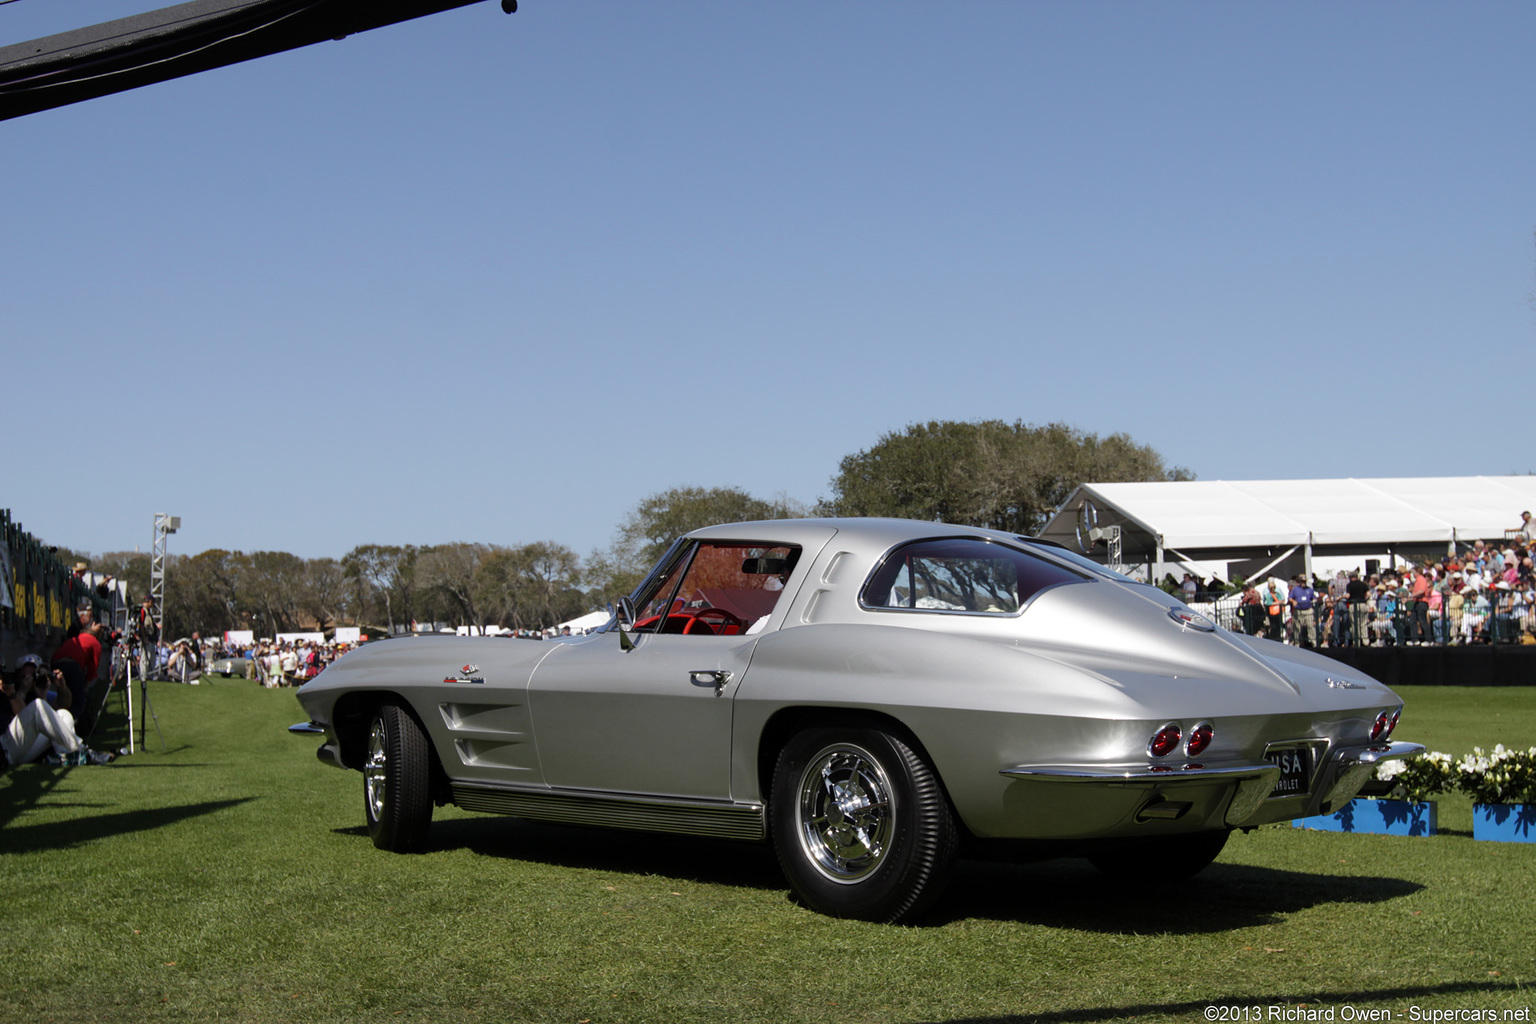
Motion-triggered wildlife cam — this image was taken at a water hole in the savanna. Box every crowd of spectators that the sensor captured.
[248,639,342,688]
[2,603,117,770]
[120,620,592,693]
[4,545,602,772]
[1175,531,1536,648]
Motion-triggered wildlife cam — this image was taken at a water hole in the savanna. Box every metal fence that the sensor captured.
[1179,589,1534,647]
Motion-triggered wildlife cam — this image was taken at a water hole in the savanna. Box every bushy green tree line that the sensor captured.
[65,420,1187,637]
[820,420,1191,535]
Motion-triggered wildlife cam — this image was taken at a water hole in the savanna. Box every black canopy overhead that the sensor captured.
[0,0,504,121]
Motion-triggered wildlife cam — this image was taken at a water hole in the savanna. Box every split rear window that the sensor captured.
[861,538,1088,615]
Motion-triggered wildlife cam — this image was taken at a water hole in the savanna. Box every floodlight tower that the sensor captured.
[150,513,180,627]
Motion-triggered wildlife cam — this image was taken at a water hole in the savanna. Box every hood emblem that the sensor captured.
[1167,607,1216,632]
[1327,677,1365,690]
[444,664,485,684]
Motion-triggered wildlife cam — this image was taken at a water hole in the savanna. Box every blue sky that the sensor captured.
[5,1,1534,562]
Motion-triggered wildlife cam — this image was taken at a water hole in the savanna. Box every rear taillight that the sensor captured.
[1186,722,1213,757]
[1149,723,1181,758]
[1388,708,1401,736]
[1370,711,1392,741]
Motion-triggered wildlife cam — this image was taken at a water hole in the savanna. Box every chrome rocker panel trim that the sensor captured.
[450,782,767,842]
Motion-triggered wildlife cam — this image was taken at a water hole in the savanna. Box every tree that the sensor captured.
[342,544,417,634]
[473,541,585,630]
[164,548,244,637]
[242,551,307,636]
[298,557,347,633]
[823,420,1192,535]
[587,486,808,602]
[415,543,490,628]
[94,551,151,601]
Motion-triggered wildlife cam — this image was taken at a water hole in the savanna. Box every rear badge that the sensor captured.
[1327,677,1366,689]
[1168,607,1216,632]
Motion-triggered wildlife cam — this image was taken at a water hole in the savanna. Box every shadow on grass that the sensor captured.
[338,814,790,892]
[933,856,1423,931]
[331,814,1424,932]
[108,748,200,760]
[913,978,1528,1024]
[0,797,254,853]
[0,766,74,828]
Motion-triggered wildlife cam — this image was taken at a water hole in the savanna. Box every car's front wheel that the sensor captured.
[1088,829,1230,882]
[364,704,432,852]
[770,725,957,922]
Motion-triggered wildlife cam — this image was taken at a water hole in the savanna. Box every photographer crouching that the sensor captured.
[2,654,114,769]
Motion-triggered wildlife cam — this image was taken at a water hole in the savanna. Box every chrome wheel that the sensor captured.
[365,718,388,824]
[772,724,956,921]
[797,743,895,882]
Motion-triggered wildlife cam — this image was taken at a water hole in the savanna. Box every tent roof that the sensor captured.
[1038,477,1536,555]
[558,609,612,632]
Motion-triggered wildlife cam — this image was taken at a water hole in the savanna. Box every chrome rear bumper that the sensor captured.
[1001,740,1425,827]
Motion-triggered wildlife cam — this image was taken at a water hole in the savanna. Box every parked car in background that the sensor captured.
[291,518,1421,921]
[206,655,254,679]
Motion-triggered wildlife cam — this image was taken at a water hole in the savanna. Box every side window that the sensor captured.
[634,542,800,635]
[861,538,1087,615]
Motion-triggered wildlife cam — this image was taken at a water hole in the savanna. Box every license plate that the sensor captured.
[1266,747,1313,797]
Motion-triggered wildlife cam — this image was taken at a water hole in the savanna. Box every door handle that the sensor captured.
[689,669,733,696]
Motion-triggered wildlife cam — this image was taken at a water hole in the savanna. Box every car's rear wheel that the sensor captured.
[364,704,432,852]
[1088,829,1230,881]
[770,725,957,922]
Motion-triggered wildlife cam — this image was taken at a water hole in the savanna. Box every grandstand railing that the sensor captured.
[2,508,116,665]
[1178,589,1532,647]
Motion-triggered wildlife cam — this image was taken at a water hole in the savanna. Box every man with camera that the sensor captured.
[134,594,160,681]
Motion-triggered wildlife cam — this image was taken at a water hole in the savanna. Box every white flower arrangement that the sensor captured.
[1455,745,1536,806]
[1373,746,1536,805]
[1374,750,1457,801]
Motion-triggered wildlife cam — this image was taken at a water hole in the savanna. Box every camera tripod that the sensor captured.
[92,641,165,754]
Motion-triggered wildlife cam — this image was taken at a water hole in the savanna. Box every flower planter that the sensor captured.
[1293,798,1437,836]
[1472,803,1536,843]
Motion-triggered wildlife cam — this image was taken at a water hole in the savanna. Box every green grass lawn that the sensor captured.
[1,680,1532,1023]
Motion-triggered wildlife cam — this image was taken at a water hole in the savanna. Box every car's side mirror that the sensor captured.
[614,596,635,627]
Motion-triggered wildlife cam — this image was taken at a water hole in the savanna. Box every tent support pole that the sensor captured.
[1241,545,1299,584]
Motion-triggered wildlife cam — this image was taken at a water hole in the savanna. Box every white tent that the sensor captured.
[1039,476,1536,579]
[556,609,612,634]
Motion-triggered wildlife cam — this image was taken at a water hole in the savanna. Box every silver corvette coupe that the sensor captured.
[293,518,1421,921]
